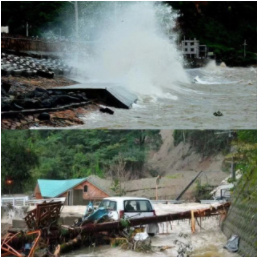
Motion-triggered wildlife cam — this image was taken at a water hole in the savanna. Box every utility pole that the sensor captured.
[243,40,247,58]
[26,22,29,37]
[74,1,79,39]
[155,175,161,200]
[231,156,235,181]
[69,1,79,39]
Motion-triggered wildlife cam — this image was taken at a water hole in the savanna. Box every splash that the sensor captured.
[68,2,189,97]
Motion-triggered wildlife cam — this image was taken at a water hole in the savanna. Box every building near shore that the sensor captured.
[34,175,114,205]
[1,26,9,33]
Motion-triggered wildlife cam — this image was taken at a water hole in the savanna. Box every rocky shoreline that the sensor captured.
[1,52,116,129]
[1,76,100,129]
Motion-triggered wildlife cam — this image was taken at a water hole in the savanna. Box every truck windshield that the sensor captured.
[124,200,152,212]
[99,200,117,211]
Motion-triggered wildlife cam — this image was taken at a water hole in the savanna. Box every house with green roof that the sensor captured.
[34,175,114,205]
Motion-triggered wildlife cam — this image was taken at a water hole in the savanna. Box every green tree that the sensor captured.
[1,131,39,194]
[1,130,162,193]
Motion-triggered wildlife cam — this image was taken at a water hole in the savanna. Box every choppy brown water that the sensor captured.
[74,67,256,129]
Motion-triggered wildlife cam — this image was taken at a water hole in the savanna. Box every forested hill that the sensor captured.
[2,1,257,66]
[1,130,162,194]
[168,1,257,66]
[2,130,257,195]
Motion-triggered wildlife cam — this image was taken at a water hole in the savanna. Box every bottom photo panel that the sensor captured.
[1,130,257,257]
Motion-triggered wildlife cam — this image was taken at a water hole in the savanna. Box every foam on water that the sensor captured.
[68,2,189,97]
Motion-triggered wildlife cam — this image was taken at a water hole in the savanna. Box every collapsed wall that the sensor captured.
[221,173,257,257]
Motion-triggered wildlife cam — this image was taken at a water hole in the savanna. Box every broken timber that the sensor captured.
[25,201,63,229]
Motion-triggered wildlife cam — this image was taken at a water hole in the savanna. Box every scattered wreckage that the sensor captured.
[1,200,231,257]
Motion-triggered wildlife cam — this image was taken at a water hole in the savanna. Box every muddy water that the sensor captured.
[73,67,257,129]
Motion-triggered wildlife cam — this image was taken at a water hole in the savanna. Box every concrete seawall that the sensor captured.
[221,176,257,257]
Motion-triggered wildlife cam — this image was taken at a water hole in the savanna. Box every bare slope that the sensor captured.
[124,130,229,200]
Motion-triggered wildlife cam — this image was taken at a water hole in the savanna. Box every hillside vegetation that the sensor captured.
[2,130,256,195]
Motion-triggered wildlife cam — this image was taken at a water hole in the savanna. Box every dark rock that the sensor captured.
[37,70,54,79]
[11,69,23,77]
[2,81,12,93]
[33,88,49,98]
[41,98,57,108]
[99,107,114,115]
[23,99,43,109]
[38,112,50,121]
[23,70,34,77]
[53,90,64,95]
[35,87,47,93]
[213,111,223,117]
[1,102,12,111]
[2,69,12,76]
[47,90,54,95]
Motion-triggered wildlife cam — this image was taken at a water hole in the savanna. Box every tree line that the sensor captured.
[2,130,256,195]
[1,130,162,194]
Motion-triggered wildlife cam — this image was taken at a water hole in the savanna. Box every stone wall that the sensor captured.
[221,175,257,257]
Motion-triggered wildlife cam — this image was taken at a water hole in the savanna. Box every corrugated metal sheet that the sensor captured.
[38,178,87,198]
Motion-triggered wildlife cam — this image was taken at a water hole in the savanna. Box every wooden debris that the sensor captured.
[24,201,63,230]
[1,202,231,257]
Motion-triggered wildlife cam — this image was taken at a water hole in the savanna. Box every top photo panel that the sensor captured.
[1,1,257,130]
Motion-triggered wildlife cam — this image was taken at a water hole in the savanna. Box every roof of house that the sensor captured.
[86,175,114,196]
[37,175,115,198]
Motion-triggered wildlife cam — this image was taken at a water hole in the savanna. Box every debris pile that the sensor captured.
[1,202,231,257]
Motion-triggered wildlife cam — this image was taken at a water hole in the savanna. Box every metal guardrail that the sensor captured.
[200,200,227,204]
[151,200,185,204]
[26,197,66,206]
[1,197,66,206]
[1,196,29,206]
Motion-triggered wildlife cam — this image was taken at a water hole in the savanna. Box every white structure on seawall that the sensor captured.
[1,26,9,33]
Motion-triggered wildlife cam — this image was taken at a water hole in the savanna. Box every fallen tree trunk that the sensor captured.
[69,202,230,236]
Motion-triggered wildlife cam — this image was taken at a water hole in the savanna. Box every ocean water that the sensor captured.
[73,66,256,129]
[62,2,256,130]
